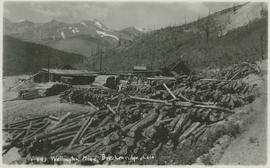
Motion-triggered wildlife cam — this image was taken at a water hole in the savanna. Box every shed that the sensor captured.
[33,68,98,85]
[161,59,190,76]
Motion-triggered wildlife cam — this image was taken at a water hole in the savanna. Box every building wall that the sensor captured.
[33,71,96,85]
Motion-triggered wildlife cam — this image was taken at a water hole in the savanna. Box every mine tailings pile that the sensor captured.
[3,62,260,164]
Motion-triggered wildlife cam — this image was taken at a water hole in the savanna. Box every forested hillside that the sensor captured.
[86,3,267,72]
[3,35,85,75]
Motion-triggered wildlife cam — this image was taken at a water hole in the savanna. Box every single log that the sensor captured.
[51,146,64,156]
[170,113,188,137]
[124,137,135,147]
[82,124,116,144]
[128,110,159,137]
[167,114,182,131]
[3,128,36,131]
[193,127,207,145]
[9,116,48,127]
[163,83,177,99]
[68,116,94,148]
[191,124,206,136]
[22,121,33,144]
[87,101,99,111]
[110,132,120,141]
[119,145,128,155]
[122,120,141,132]
[48,115,59,121]
[177,122,201,143]
[116,99,122,111]
[151,142,163,156]
[154,118,173,128]
[51,135,74,145]
[105,141,120,154]
[142,125,156,139]
[174,102,235,114]
[48,130,77,141]
[200,79,233,82]
[78,141,101,159]
[59,112,71,123]
[24,121,50,141]
[129,96,167,103]
[106,105,117,114]
[98,115,112,127]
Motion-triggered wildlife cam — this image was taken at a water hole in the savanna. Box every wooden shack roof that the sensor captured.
[133,65,147,71]
[41,68,98,77]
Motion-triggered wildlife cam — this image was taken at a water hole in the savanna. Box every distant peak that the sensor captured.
[50,19,58,22]
[18,19,26,22]
[17,19,34,24]
[122,26,149,33]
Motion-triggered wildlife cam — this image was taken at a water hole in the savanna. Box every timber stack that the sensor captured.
[3,62,259,164]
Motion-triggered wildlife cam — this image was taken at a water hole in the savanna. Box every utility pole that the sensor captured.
[99,46,102,73]
[47,55,50,82]
[150,44,153,70]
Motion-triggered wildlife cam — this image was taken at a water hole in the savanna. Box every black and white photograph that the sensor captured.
[1,0,268,165]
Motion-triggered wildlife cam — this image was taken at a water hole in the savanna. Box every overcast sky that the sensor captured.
[4,1,234,30]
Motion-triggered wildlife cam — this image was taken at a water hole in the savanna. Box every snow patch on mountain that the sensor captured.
[95,21,103,29]
[135,27,144,32]
[96,30,119,41]
[80,22,87,27]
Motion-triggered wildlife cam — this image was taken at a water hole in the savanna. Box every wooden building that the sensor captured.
[33,69,98,85]
[161,59,191,76]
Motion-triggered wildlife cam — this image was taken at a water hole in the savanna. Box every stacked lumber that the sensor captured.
[18,83,71,100]
[59,87,119,107]
[18,89,46,100]
[44,83,71,96]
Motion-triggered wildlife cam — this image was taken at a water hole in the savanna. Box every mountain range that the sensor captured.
[4,18,146,57]
[3,2,268,75]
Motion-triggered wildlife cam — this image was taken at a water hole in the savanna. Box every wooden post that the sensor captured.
[47,55,50,82]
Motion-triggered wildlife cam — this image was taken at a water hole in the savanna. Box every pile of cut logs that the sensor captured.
[218,62,260,80]
[3,62,259,164]
[3,97,232,164]
[59,87,119,107]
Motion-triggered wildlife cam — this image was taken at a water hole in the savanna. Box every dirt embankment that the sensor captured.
[194,60,267,165]
[218,61,267,165]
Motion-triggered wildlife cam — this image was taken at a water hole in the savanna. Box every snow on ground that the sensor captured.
[96,30,119,40]
[61,31,65,39]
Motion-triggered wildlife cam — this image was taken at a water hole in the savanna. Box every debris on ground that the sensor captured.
[2,62,260,165]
